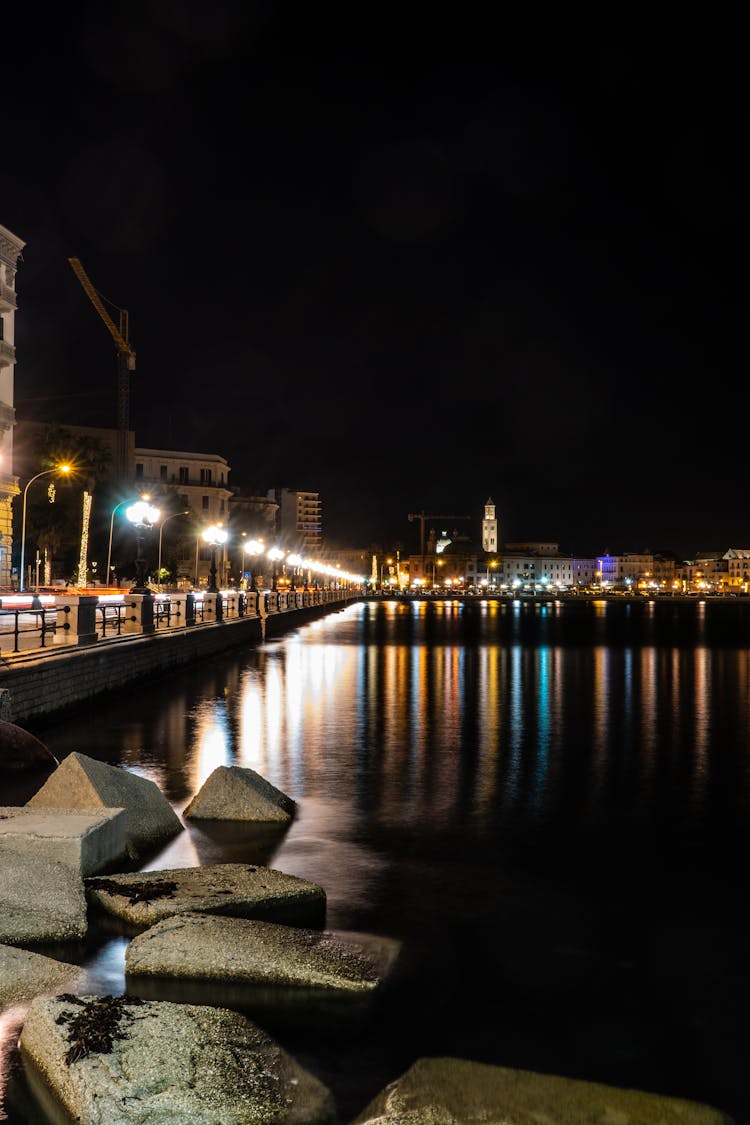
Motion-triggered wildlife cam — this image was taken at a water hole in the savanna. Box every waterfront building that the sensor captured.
[269,487,322,553]
[0,224,24,587]
[134,447,232,585]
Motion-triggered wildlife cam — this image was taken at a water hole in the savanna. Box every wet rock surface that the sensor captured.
[19,993,338,1124]
[0,852,88,945]
[0,945,81,1008]
[183,764,296,823]
[86,861,326,928]
[125,912,401,993]
[350,1057,735,1124]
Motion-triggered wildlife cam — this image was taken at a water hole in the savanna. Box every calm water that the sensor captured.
[2,597,749,1122]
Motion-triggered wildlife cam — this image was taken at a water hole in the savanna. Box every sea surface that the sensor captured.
[2,596,749,1122]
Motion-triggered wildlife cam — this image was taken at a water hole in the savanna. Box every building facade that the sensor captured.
[270,488,322,553]
[0,224,24,587]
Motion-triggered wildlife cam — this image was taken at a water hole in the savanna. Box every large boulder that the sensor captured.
[0,720,58,770]
[86,862,326,929]
[125,913,400,996]
[183,765,295,823]
[20,994,337,1124]
[350,1057,734,1125]
[125,913,401,1031]
[26,751,182,860]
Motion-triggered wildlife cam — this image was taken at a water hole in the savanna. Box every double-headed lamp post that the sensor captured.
[157,510,189,591]
[202,525,228,593]
[107,493,150,589]
[126,500,160,594]
[20,464,71,592]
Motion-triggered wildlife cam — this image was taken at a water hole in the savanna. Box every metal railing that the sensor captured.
[0,605,58,653]
[0,587,361,658]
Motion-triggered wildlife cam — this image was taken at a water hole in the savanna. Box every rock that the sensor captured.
[125,914,401,1034]
[0,944,81,1007]
[0,720,58,770]
[0,852,87,945]
[0,806,127,876]
[19,994,338,1124]
[349,1057,735,1125]
[183,765,296,823]
[86,862,326,929]
[26,751,183,860]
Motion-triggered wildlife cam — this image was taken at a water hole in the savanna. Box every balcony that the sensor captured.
[0,283,17,313]
[0,339,16,368]
[0,402,15,433]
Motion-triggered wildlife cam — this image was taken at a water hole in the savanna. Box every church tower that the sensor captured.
[482,497,498,553]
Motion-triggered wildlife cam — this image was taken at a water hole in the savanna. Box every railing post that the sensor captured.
[54,596,98,647]
[123,593,156,635]
[185,591,196,626]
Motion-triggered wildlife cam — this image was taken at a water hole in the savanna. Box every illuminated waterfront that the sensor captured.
[2,597,748,1121]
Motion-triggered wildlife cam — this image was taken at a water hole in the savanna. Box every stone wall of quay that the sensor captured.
[0,597,356,727]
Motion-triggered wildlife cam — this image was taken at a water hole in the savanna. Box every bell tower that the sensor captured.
[482,497,498,553]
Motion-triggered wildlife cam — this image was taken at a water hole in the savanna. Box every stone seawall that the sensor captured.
[0,598,355,727]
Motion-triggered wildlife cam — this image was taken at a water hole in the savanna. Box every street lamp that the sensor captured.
[126,500,160,593]
[202,525,228,593]
[157,510,189,591]
[267,545,285,590]
[241,537,264,590]
[380,556,393,589]
[107,493,150,589]
[19,464,71,592]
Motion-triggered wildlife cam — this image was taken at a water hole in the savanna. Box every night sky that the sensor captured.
[2,4,742,557]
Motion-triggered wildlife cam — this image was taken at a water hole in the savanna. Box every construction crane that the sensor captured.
[407,511,471,559]
[68,257,135,481]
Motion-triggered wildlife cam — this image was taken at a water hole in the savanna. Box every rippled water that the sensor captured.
[2,598,749,1121]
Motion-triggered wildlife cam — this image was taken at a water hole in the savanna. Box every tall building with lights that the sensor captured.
[270,487,322,553]
[482,496,499,553]
[0,224,24,587]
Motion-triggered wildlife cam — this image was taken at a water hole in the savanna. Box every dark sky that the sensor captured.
[2,4,742,557]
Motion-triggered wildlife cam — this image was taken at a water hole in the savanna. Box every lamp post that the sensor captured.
[107,493,150,589]
[202,525,227,593]
[126,500,160,593]
[20,464,71,592]
[157,510,189,592]
[380,556,393,590]
[245,539,264,590]
[267,546,284,591]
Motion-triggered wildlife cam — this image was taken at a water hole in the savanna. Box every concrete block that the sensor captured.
[0,806,126,876]
[26,752,183,860]
[183,765,296,823]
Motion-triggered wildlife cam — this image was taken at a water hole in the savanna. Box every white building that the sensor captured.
[481,497,498,553]
[0,224,23,587]
[134,447,232,585]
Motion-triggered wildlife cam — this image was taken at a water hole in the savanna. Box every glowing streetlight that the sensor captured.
[19,464,71,592]
[267,545,285,591]
[202,525,228,594]
[107,493,150,589]
[157,510,189,591]
[126,499,160,593]
[242,537,264,590]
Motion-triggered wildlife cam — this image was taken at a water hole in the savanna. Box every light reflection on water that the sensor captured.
[2,598,750,1122]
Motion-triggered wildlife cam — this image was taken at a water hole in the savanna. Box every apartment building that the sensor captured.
[0,224,23,586]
